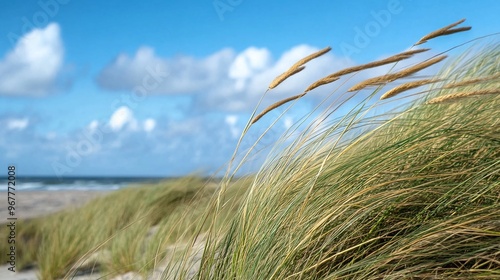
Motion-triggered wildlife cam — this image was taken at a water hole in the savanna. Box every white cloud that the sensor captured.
[98,44,440,114]
[109,106,137,132]
[6,118,29,131]
[97,44,356,113]
[97,46,235,94]
[202,45,354,112]
[0,23,64,96]
[230,47,271,77]
[229,47,271,91]
[107,107,158,133]
[143,118,156,132]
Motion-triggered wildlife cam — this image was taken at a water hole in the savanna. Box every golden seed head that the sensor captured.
[268,47,332,90]
[251,93,306,124]
[327,48,430,80]
[427,89,499,104]
[416,18,470,45]
[349,55,447,92]
[380,79,439,100]
[304,76,339,93]
[269,66,306,90]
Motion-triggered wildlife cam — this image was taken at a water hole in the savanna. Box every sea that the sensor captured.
[1,176,167,191]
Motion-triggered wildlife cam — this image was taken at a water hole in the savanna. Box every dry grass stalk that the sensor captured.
[304,76,340,92]
[291,46,332,70]
[349,55,447,91]
[397,48,433,57]
[326,49,430,79]
[438,26,472,37]
[251,93,306,124]
[442,73,500,89]
[268,47,331,89]
[380,79,440,100]
[269,66,306,89]
[427,89,500,104]
[395,55,447,77]
[415,19,470,45]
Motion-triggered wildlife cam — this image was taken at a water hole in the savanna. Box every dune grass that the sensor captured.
[0,176,248,279]
[183,33,500,279]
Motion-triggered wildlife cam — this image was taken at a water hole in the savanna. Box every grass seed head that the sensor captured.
[326,49,430,80]
[268,47,332,90]
[269,66,306,90]
[427,89,500,104]
[304,76,340,93]
[380,79,439,100]
[416,18,470,45]
[349,55,447,91]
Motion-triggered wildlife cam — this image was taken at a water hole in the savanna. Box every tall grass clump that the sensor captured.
[180,21,499,279]
[36,177,213,279]
[0,175,249,279]
[0,177,222,279]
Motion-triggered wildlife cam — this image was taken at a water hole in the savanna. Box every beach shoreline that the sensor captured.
[0,190,112,221]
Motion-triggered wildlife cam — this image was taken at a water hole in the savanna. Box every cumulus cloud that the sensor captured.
[228,47,271,91]
[108,106,138,132]
[106,106,157,133]
[97,44,356,113]
[229,47,271,79]
[96,43,440,118]
[0,23,64,96]
[97,46,235,94]
[201,45,355,113]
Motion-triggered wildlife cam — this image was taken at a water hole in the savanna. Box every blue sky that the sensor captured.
[0,0,498,177]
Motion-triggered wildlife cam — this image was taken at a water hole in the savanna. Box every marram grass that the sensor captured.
[380,78,440,100]
[325,48,430,80]
[188,22,499,279]
[415,18,471,45]
[268,46,331,89]
[0,177,248,279]
[348,55,448,91]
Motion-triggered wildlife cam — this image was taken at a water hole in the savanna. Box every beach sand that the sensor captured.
[0,190,111,221]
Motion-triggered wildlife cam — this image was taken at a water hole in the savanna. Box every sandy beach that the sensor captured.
[0,190,112,221]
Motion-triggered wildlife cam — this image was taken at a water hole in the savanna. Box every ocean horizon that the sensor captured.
[1,176,170,191]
